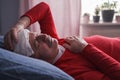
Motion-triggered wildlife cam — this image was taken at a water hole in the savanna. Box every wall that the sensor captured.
[0,0,19,35]
[0,0,1,34]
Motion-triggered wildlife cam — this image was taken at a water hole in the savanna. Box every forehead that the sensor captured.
[29,32,40,38]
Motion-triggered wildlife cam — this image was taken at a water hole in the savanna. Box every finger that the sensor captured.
[12,29,18,43]
[9,32,14,50]
[73,36,79,40]
[4,32,9,49]
[66,36,74,40]
[6,30,16,51]
[10,29,19,50]
[64,38,73,44]
[62,43,71,50]
[4,32,13,50]
[73,36,77,39]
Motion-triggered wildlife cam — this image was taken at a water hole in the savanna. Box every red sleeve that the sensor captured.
[81,44,120,80]
[22,2,59,39]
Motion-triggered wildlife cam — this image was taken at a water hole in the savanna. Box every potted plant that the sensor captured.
[115,9,120,22]
[93,5,100,23]
[101,0,117,22]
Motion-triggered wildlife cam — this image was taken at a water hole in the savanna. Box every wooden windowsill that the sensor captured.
[80,21,120,26]
[80,20,120,38]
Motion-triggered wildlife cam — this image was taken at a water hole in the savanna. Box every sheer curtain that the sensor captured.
[19,0,81,38]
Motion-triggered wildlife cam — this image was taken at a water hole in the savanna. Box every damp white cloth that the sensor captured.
[14,29,34,56]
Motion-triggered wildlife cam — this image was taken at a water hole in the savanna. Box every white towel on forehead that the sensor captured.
[14,29,34,56]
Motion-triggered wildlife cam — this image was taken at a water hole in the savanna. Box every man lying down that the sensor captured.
[4,2,120,80]
[14,29,64,64]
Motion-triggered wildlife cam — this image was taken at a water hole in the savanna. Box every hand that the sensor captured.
[4,16,30,51]
[4,24,24,51]
[63,36,88,53]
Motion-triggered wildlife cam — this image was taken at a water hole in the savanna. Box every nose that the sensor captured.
[36,34,50,42]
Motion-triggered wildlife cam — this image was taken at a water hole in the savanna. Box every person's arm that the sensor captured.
[23,2,59,39]
[63,36,120,80]
[4,2,59,50]
[82,44,120,80]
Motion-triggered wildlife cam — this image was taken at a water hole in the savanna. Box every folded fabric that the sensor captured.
[14,29,34,56]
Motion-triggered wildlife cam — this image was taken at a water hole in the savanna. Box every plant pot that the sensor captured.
[115,15,120,23]
[93,16,100,23]
[83,15,90,23]
[102,10,114,22]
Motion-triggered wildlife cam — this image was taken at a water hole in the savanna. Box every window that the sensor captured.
[81,0,120,21]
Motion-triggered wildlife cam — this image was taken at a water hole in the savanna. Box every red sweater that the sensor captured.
[23,2,120,80]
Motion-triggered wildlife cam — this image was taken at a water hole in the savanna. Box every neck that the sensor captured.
[47,49,59,64]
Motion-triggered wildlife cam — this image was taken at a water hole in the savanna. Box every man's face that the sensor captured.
[29,32,59,62]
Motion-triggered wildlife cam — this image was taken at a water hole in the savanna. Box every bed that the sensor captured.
[0,36,74,80]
